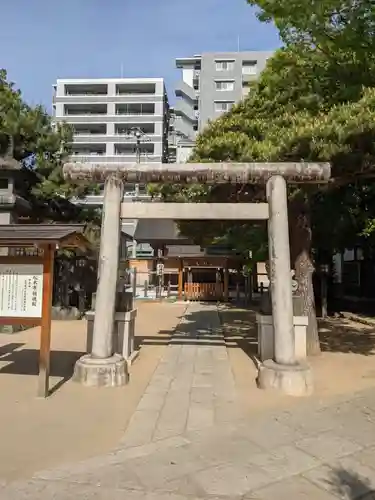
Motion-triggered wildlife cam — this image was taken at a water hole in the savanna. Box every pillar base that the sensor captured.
[257,359,313,397]
[73,353,129,387]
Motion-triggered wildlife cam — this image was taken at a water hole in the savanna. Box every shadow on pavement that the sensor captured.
[329,468,375,499]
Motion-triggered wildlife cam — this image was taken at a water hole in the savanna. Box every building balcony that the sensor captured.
[173,116,197,141]
[174,100,198,122]
[73,134,162,143]
[115,123,156,135]
[175,81,198,102]
[64,103,108,116]
[55,115,163,124]
[56,94,163,104]
[72,192,153,207]
[242,72,258,83]
[64,83,108,96]
[116,82,156,95]
[116,103,155,115]
[69,154,162,163]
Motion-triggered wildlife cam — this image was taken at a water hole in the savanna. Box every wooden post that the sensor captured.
[224,260,229,302]
[131,267,137,298]
[321,275,328,318]
[178,259,183,300]
[38,244,55,398]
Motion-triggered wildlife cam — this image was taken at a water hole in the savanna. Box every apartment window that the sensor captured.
[116,83,155,95]
[215,60,235,71]
[242,61,257,75]
[64,84,107,96]
[115,103,155,115]
[64,104,107,115]
[215,80,235,91]
[214,101,234,112]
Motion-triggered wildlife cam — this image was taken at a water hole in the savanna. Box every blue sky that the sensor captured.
[0,0,280,110]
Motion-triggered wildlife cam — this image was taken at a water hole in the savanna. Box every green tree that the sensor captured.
[0,69,97,218]
[157,39,375,354]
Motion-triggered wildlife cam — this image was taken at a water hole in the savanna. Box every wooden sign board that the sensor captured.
[0,251,54,398]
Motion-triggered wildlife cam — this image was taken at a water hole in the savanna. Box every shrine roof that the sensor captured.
[0,224,89,250]
[133,219,191,245]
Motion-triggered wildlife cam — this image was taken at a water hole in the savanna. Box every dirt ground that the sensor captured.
[2,300,375,482]
[220,306,375,413]
[0,301,186,481]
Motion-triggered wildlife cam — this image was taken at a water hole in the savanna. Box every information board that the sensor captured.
[0,264,43,318]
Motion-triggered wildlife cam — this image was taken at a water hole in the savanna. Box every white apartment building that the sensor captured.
[53,78,169,164]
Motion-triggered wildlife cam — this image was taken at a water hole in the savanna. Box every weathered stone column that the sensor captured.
[267,175,295,365]
[73,175,128,387]
[257,175,313,396]
[92,175,124,358]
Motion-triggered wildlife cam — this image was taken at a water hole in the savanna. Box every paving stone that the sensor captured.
[193,463,271,496]
[0,481,144,500]
[130,444,214,490]
[54,460,144,490]
[247,444,320,480]
[37,436,192,481]
[350,447,375,471]
[303,456,375,499]
[275,407,339,436]
[190,387,214,404]
[248,475,339,500]
[188,433,264,466]
[187,403,215,432]
[120,409,160,447]
[295,432,362,462]
[334,419,375,448]
[214,401,243,423]
[232,418,305,449]
[2,480,197,500]
[137,392,167,412]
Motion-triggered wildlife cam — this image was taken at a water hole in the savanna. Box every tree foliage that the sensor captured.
[0,69,97,218]
[157,0,375,353]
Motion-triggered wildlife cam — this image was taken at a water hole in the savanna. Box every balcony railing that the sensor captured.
[115,110,155,116]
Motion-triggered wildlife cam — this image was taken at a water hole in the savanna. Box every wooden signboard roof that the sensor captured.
[0,224,90,250]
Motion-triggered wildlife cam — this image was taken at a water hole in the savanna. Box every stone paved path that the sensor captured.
[2,303,375,499]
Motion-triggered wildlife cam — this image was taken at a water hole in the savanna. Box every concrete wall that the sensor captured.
[199,51,272,130]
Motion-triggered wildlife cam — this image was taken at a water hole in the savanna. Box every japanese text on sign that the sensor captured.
[0,264,43,318]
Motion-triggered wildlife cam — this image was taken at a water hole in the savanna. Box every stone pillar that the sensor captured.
[92,175,123,358]
[73,175,128,387]
[257,175,313,396]
[267,175,295,365]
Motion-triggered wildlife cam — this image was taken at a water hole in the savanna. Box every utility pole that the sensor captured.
[125,127,151,259]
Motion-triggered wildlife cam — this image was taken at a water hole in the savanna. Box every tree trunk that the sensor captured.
[289,192,321,356]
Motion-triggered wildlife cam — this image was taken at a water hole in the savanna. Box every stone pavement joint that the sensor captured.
[2,303,375,498]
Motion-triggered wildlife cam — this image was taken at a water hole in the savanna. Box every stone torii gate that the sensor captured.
[64,162,331,396]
